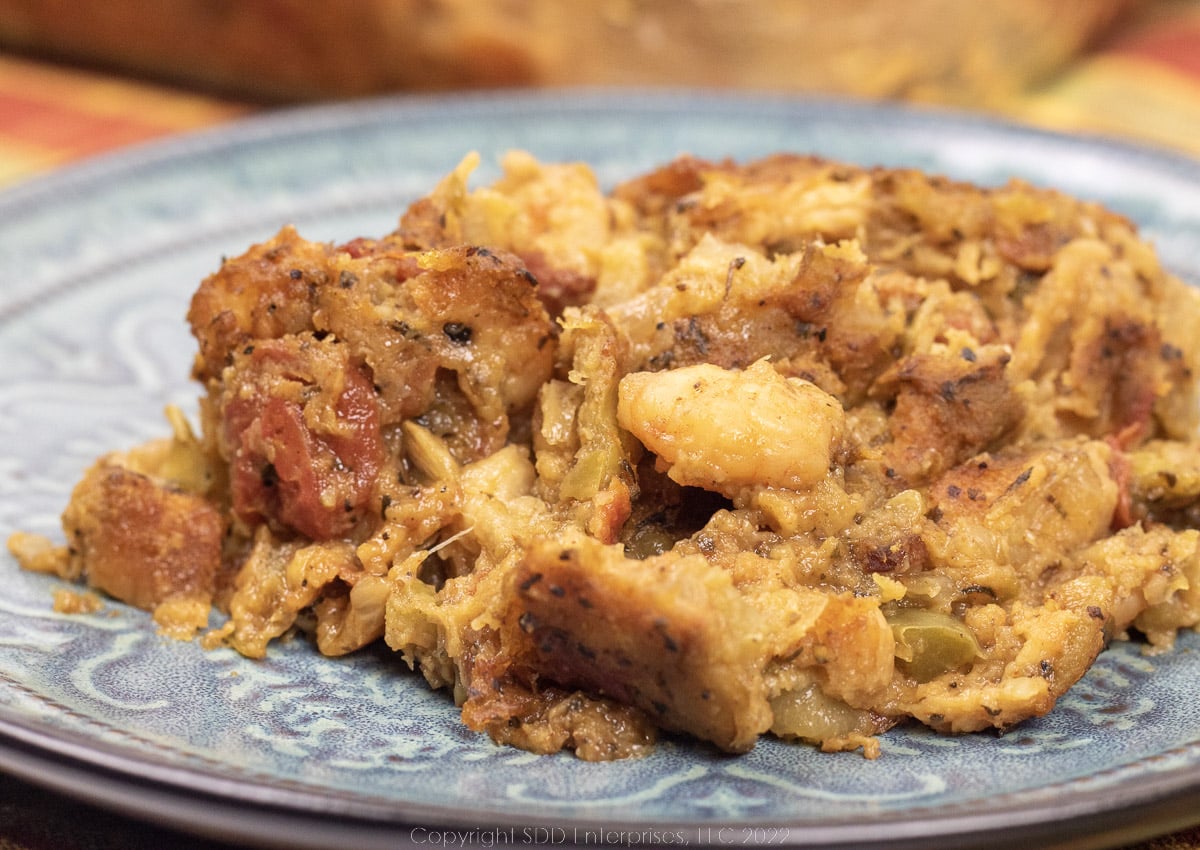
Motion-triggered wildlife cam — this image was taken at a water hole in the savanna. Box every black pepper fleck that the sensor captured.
[443,322,472,344]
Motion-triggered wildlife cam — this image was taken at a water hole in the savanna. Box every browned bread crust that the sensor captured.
[0,0,1140,103]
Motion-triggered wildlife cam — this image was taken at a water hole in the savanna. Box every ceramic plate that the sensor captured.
[1,91,1199,850]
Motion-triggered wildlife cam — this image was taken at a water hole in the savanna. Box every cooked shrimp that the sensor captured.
[616,359,844,496]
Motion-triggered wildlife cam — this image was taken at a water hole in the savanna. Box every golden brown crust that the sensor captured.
[61,460,222,611]
[503,539,773,753]
[0,1,1140,104]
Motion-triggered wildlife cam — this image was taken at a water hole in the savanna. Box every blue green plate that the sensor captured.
[1,91,1198,849]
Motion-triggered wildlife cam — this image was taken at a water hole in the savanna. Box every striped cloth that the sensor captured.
[1011,0,1200,156]
[0,52,249,185]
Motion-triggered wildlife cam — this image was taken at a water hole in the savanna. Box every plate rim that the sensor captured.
[0,707,1197,850]
[2,86,1199,210]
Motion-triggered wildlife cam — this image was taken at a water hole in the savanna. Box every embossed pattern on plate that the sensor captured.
[0,91,1198,848]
